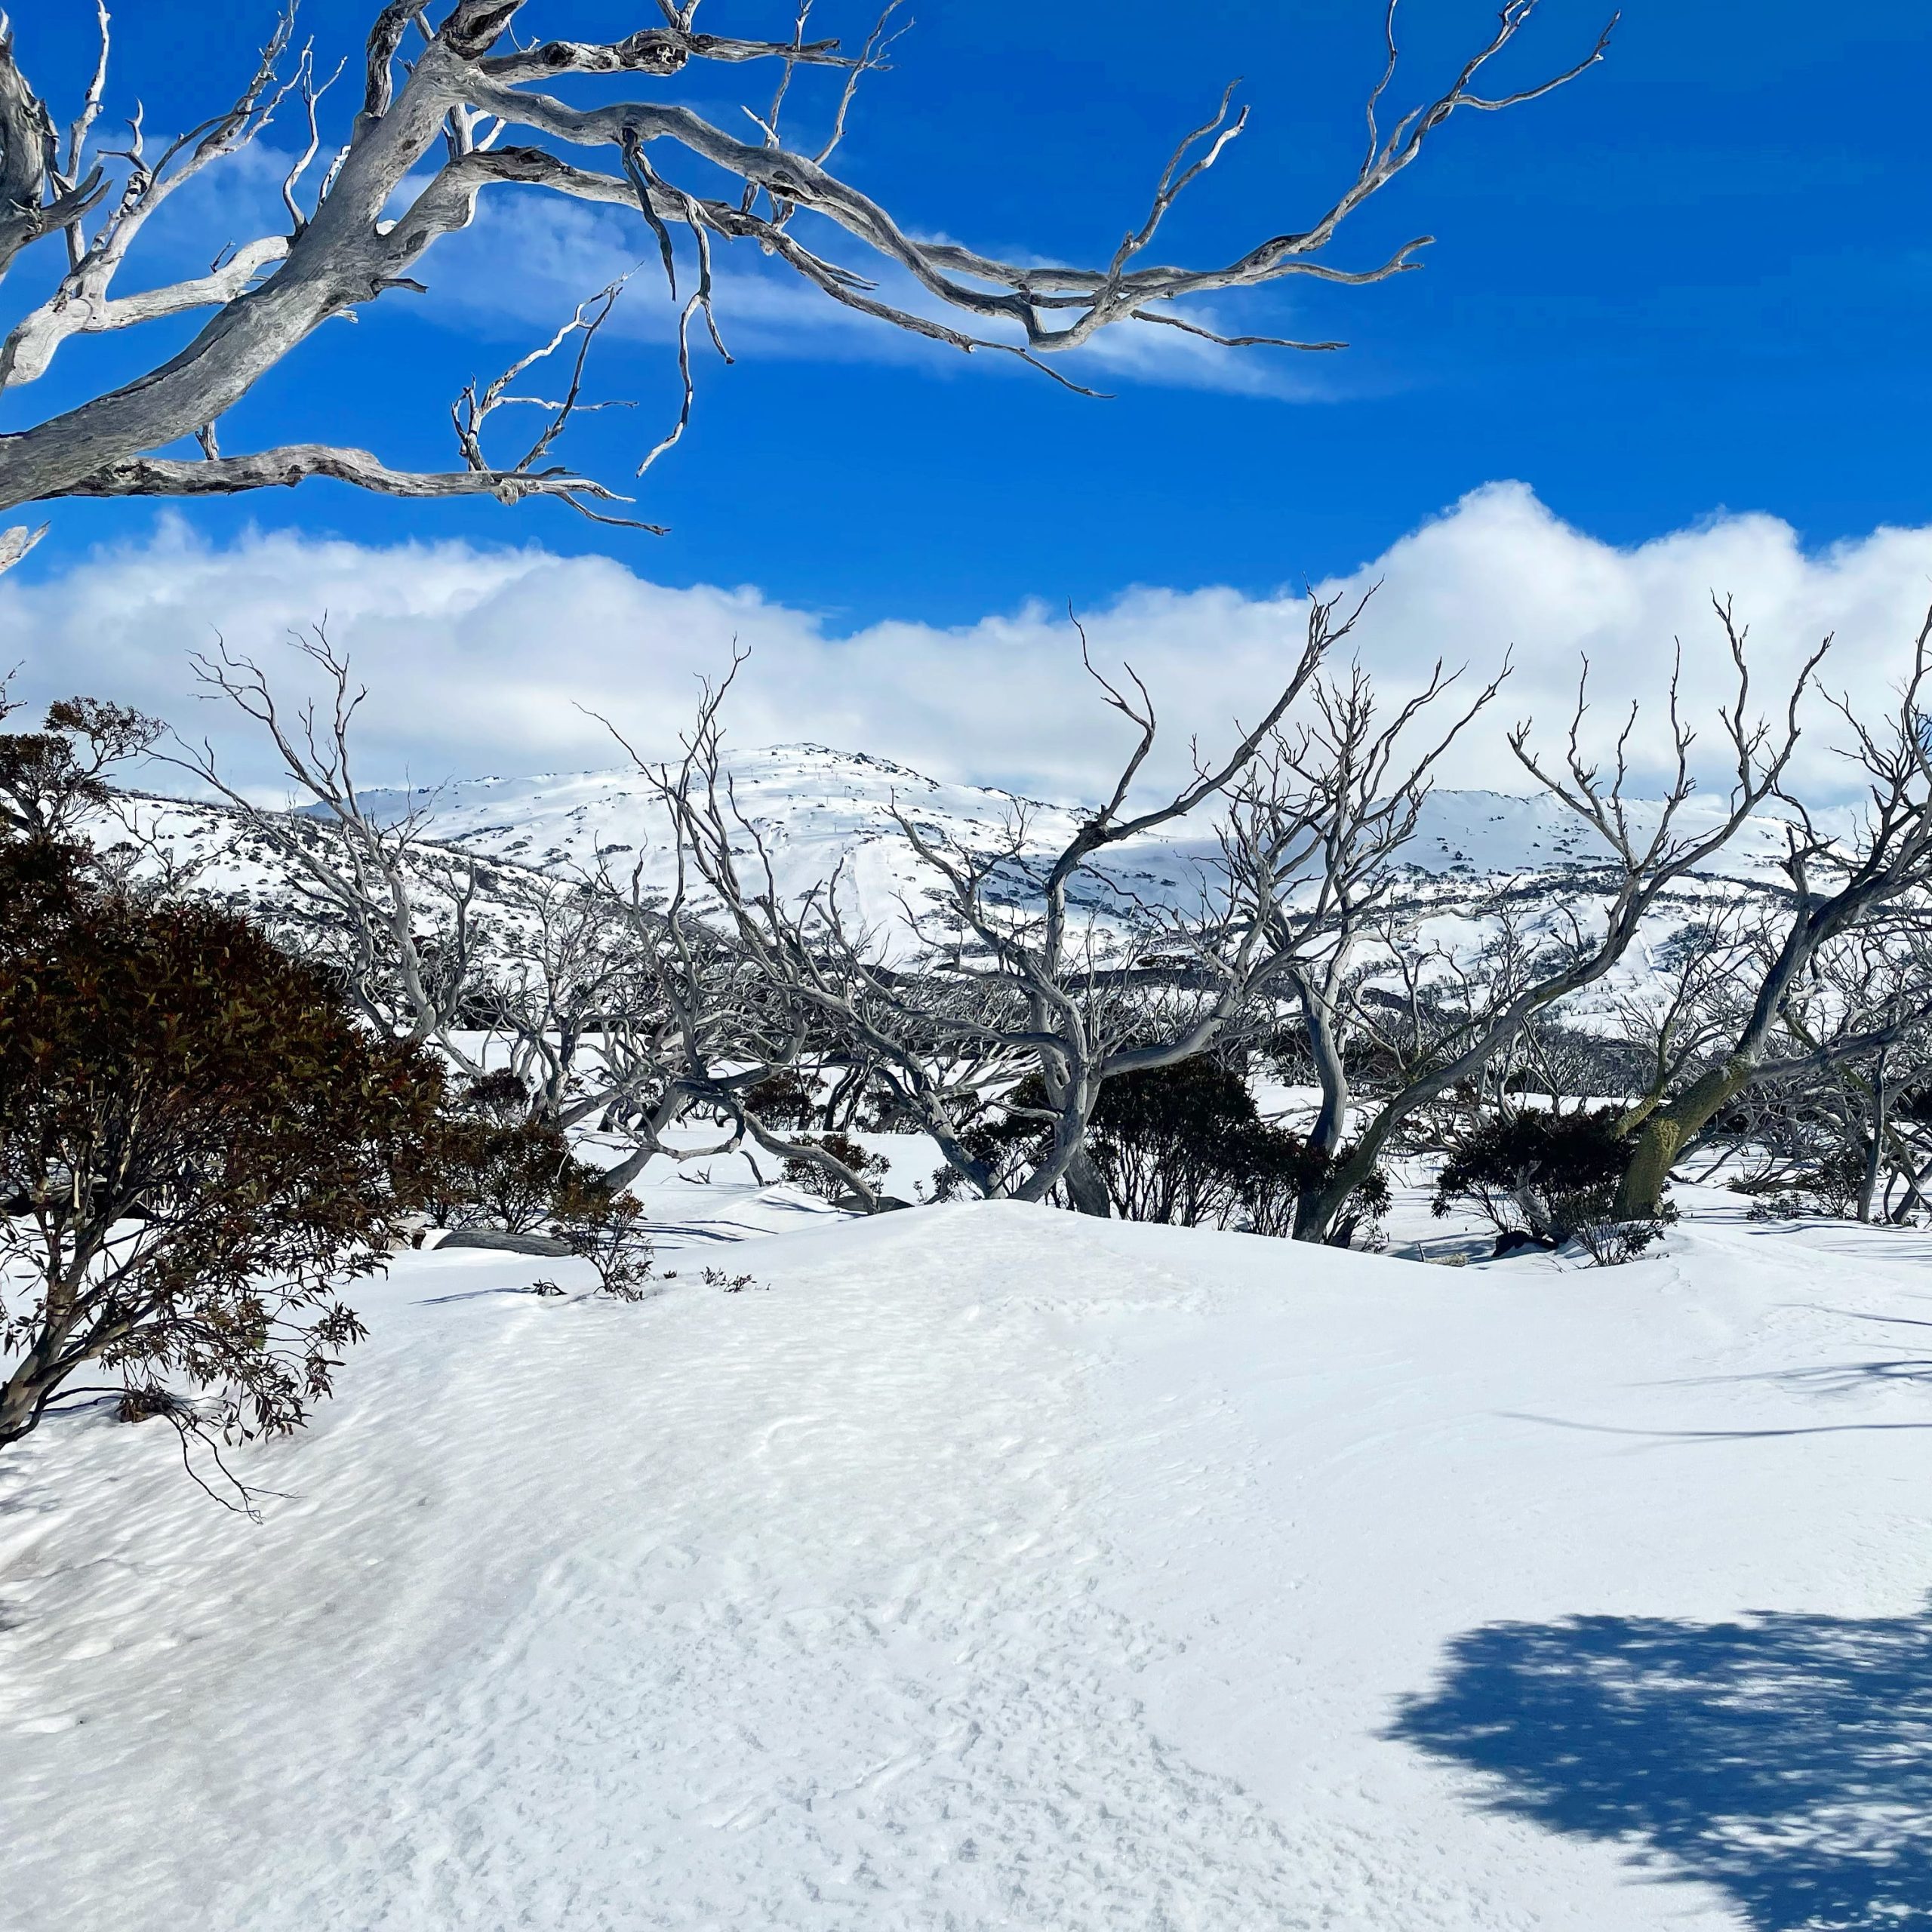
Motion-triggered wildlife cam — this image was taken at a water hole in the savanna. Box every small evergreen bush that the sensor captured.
[0,838,444,1470]
[1432,1107,1669,1265]
[783,1130,890,1202]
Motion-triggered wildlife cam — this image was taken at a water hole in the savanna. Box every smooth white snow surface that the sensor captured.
[5,1203,1930,1930]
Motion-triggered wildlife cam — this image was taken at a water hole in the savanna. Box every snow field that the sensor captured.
[3,1200,1930,1928]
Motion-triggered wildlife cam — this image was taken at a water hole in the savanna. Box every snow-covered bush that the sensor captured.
[1567,1214,1672,1266]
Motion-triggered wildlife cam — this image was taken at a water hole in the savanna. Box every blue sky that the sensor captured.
[8,0,1929,628]
[7,2,1932,804]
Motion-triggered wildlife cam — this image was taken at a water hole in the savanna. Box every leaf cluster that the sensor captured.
[1431,1106,1634,1244]
[0,838,444,1452]
[0,688,161,842]
[783,1130,889,1202]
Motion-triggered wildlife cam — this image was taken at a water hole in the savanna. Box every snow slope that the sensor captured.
[103,742,1810,1017]
[345,742,1806,894]
[5,1200,1930,1930]
[339,743,1223,934]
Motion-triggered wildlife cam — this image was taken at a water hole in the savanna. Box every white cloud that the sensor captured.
[8,485,1931,806]
[18,137,1332,408]
[417,193,1332,400]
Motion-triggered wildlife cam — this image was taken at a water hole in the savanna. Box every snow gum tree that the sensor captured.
[0,1,1611,561]
[1237,605,1828,1243]
[0,685,159,841]
[650,598,1377,1213]
[1611,607,1932,1218]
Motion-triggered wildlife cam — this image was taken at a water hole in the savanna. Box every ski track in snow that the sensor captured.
[4,1201,1932,1928]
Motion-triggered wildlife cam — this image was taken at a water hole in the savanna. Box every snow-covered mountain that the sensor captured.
[101,743,1804,1012]
[338,741,1802,896]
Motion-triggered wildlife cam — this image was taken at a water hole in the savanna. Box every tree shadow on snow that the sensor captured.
[1389,1604,1932,1930]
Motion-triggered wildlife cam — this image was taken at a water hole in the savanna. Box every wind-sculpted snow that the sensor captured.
[4,1197,1930,1928]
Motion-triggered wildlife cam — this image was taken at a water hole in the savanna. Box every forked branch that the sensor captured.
[0,0,1614,544]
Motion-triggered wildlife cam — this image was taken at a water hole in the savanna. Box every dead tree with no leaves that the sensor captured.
[1217,652,1508,1236]
[171,632,488,1072]
[0,1,1611,561]
[648,598,1373,1212]
[577,836,906,1210]
[1611,606,1932,1217]
[1257,616,1828,1241]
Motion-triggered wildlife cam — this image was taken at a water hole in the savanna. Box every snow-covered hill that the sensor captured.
[335,742,1223,925]
[343,740,1803,894]
[5,1194,1929,1928]
[110,743,1801,989]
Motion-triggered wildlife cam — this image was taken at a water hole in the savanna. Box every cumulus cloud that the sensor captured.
[6,484,1930,804]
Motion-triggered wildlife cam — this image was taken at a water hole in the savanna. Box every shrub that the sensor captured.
[925,1078,1057,1202]
[0,691,162,842]
[552,1183,657,1300]
[1432,1108,1634,1244]
[927,1063,1392,1246]
[1235,1131,1392,1247]
[1431,1106,1673,1266]
[404,1097,591,1229]
[465,1120,590,1231]
[746,1069,817,1131]
[1087,1057,1257,1226]
[1569,1215,1671,1266]
[0,839,443,1472]
[924,1066,1254,1220]
[1084,1061,1393,1246]
[1737,1147,1866,1221]
[460,1067,536,1124]
[783,1130,890,1202]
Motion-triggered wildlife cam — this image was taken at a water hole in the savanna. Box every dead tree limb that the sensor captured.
[0,0,1612,551]
[1613,603,1932,1215]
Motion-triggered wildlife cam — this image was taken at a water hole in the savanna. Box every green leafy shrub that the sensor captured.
[783,1130,890,1202]
[407,1072,602,1235]
[931,1063,1392,1246]
[746,1069,817,1131]
[551,1183,657,1300]
[1432,1109,1632,1242]
[1432,1107,1669,1264]
[0,838,443,1472]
